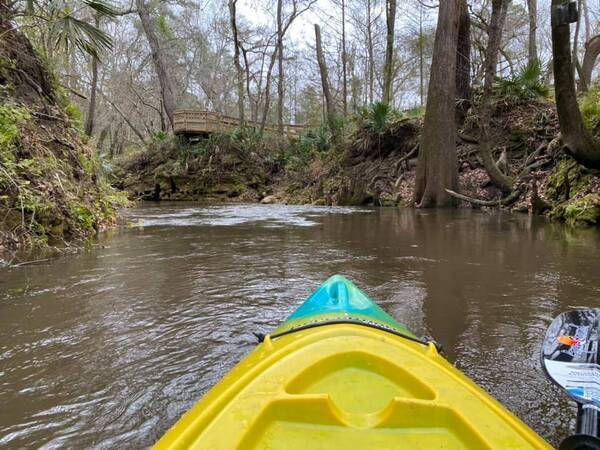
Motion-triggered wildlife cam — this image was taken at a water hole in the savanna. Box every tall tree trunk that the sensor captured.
[413,0,460,208]
[349,47,359,112]
[418,3,424,107]
[479,0,514,192]
[259,49,278,136]
[276,0,284,135]
[455,0,471,126]
[241,47,258,123]
[382,0,396,105]
[229,0,245,124]
[582,0,590,43]
[526,0,538,65]
[314,24,337,137]
[573,0,583,82]
[84,17,100,137]
[367,0,374,104]
[341,0,347,116]
[135,0,176,129]
[551,0,600,168]
[260,0,307,134]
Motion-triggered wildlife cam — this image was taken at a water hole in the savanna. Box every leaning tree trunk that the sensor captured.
[314,24,337,139]
[229,0,245,124]
[136,0,176,130]
[551,0,600,168]
[455,0,471,126]
[582,35,600,89]
[527,0,538,65]
[381,0,396,105]
[478,0,514,192]
[413,0,460,208]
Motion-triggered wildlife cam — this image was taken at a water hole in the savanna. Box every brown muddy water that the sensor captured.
[1,203,600,449]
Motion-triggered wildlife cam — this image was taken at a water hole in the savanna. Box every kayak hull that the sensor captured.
[155,276,551,449]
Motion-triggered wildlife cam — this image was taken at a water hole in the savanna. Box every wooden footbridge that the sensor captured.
[173,110,307,137]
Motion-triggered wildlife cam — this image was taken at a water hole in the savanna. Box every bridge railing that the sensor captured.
[173,110,307,137]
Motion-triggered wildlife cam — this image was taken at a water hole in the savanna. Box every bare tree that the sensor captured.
[582,0,591,42]
[229,0,245,124]
[526,0,538,65]
[314,24,337,137]
[135,0,176,129]
[413,0,460,208]
[479,0,514,192]
[260,0,314,136]
[341,0,348,115]
[277,0,284,134]
[366,0,375,103]
[382,0,396,105]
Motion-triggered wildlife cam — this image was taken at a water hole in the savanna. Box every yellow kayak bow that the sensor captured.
[155,275,550,449]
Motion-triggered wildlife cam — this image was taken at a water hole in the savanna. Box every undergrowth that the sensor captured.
[0,101,127,251]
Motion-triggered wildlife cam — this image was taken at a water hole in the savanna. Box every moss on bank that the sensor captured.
[0,101,128,250]
[0,26,127,254]
[544,157,600,226]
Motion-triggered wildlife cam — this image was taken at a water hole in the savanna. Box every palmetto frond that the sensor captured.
[24,0,118,59]
[53,14,113,60]
[494,61,549,104]
[84,0,119,18]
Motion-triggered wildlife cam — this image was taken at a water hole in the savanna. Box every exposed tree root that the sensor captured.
[458,132,479,144]
[445,188,522,207]
[392,144,419,176]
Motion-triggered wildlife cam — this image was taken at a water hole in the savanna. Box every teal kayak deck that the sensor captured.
[272,275,418,340]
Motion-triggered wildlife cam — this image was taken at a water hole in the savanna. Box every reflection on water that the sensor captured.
[1,203,599,448]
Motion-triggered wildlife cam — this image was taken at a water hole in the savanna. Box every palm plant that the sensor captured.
[356,101,403,134]
[494,61,550,104]
[12,0,119,60]
[353,102,406,157]
[298,126,331,154]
